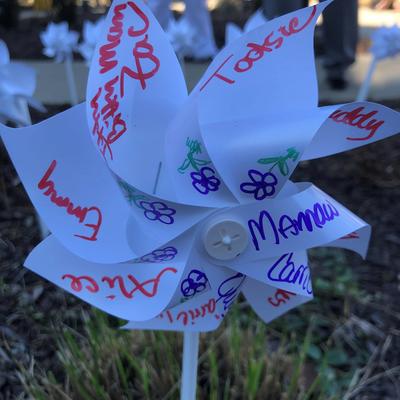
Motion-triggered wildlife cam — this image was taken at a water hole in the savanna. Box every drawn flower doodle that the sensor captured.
[190,167,221,195]
[240,169,278,200]
[181,269,209,298]
[139,246,178,263]
[258,147,300,177]
[139,201,176,224]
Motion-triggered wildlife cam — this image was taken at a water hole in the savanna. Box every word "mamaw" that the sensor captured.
[248,200,340,251]
[329,106,385,141]
[38,160,102,241]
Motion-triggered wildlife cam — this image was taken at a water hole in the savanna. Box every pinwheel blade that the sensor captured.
[26,235,187,321]
[86,0,187,199]
[1,104,136,263]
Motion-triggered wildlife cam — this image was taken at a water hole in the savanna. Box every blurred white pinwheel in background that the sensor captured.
[78,18,106,65]
[40,21,80,105]
[40,21,79,62]
[0,40,44,126]
[2,0,400,332]
[166,17,195,60]
[357,25,400,101]
[370,25,400,60]
[225,9,268,45]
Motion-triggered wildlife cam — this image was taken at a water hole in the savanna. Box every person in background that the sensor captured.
[262,0,358,90]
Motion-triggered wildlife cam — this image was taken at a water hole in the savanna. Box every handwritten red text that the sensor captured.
[268,289,296,307]
[329,106,385,141]
[38,160,102,241]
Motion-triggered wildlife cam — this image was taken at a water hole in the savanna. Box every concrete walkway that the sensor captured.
[24,6,400,105]
[26,52,400,105]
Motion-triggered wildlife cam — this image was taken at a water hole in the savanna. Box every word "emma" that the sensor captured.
[329,106,385,141]
[200,6,316,91]
[267,252,312,294]
[38,160,102,241]
[248,200,340,251]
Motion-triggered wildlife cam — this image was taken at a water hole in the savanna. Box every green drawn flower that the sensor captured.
[258,147,300,176]
[118,180,149,209]
[178,137,211,174]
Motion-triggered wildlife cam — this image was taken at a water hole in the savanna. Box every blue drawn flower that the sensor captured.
[190,167,221,195]
[240,169,278,200]
[139,201,176,225]
[180,269,209,298]
[139,246,178,263]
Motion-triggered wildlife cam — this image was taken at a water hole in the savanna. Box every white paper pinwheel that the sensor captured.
[2,0,400,332]
[0,40,44,126]
[357,25,400,101]
[40,22,79,62]
[225,9,268,45]
[40,22,80,105]
[78,18,106,65]
[166,17,195,59]
[370,25,400,60]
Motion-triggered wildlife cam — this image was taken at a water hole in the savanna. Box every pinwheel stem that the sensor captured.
[64,55,79,105]
[356,56,378,102]
[180,331,200,400]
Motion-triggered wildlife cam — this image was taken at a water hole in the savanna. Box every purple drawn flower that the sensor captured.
[240,169,278,200]
[190,167,220,195]
[139,201,176,224]
[181,269,209,298]
[139,246,178,263]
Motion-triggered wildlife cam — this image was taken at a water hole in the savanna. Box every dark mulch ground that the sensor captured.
[0,99,399,398]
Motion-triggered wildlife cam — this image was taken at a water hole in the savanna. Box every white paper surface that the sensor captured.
[197,3,332,203]
[242,278,312,324]
[26,235,186,321]
[86,0,187,197]
[303,102,400,160]
[123,264,244,331]
[1,104,137,263]
[164,93,238,207]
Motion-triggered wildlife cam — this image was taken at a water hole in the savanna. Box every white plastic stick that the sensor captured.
[356,56,378,102]
[17,98,49,239]
[180,331,200,400]
[64,54,79,105]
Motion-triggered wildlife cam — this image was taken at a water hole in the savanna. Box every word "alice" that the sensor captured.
[248,200,340,251]
[62,267,177,300]
[38,160,102,241]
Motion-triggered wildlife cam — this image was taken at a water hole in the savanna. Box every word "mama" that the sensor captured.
[329,106,385,141]
[248,200,339,251]
[267,252,312,294]
[38,160,102,241]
